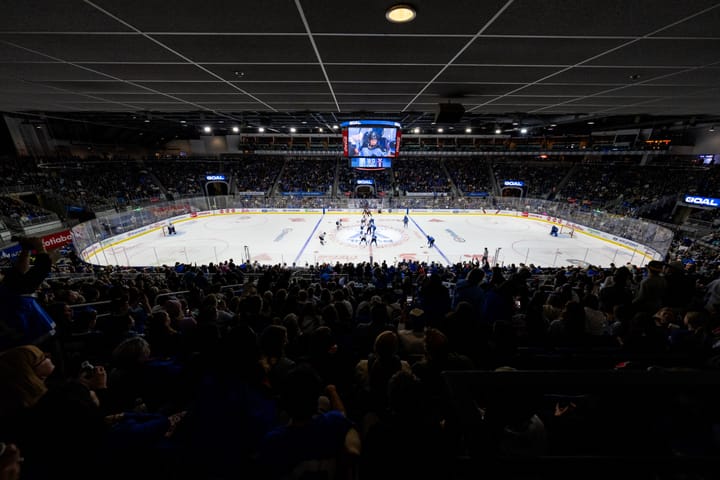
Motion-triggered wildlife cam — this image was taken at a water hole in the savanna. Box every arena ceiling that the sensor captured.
[1,0,720,140]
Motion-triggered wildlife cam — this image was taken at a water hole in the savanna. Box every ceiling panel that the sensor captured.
[91,0,306,33]
[157,35,317,63]
[0,34,179,62]
[1,0,719,135]
[485,0,720,36]
[87,63,216,81]
[456,38,626,65]
[0,62,108,81]
[586,39,720,67]
[0,0,132,32]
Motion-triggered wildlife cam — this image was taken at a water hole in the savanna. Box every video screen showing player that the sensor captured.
[348,128,396,157]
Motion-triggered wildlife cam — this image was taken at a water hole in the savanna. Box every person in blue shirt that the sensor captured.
[403,215,409,228]
[427,235,435,248]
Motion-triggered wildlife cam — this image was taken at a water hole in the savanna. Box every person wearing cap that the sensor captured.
[632,260,667,314]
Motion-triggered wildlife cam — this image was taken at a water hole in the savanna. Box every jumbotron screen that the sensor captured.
[341,120,401,161]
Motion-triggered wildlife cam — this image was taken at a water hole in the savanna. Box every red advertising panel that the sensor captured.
[42,230,73,250]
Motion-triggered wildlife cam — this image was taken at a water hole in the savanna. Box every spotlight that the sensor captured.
[232,126,239,133]
[203,126,211,133]
[385,4,416,23]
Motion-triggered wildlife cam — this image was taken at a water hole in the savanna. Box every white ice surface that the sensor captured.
[87,212,653,269]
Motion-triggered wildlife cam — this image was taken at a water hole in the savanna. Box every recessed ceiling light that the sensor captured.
[386,4,416,23]
[290,127,296,133]
[258,127,265,133]
[495,129,502,134]
[465,128,472,133]
[232,126,239,133]
[203,126,211,133]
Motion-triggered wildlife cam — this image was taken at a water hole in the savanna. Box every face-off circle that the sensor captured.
[332,224,408,248]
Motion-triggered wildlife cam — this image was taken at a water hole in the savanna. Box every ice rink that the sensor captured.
[86,211,655,269]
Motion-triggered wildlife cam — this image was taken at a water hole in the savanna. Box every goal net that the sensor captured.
[559,225,575,238]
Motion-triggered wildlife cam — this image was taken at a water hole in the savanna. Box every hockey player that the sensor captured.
[359,232,368,246]
[319,232,326,245]
[403,215,409,228]
[550,225,559,237]
[427,235,435,248]
[335,219,342,230]
[370,232,378,246]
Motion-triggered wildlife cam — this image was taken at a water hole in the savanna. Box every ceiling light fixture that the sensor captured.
[385,4,416,23]
[232,126,239,133]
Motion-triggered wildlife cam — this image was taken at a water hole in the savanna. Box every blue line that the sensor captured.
[294,214,324,264]
[409,216,452,265]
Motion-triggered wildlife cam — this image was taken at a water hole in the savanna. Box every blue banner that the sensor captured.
[0,244,22,262]
[684,195,720,207]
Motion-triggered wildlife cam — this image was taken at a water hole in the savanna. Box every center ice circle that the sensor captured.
[333,225,408,247]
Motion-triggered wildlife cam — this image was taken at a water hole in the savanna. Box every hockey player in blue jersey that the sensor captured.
[550,225,559,237]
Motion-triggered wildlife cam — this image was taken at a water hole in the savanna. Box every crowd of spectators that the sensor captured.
[5,156,720,222]
[392,158,453,194]
[2,231,720,478]
[277,158,335,194]
[233,158,284,193]
[146,161,214,198]
[492,160,572,199]
[0,196,55,225]
[445,158,493,195]
[336,166,392,197]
